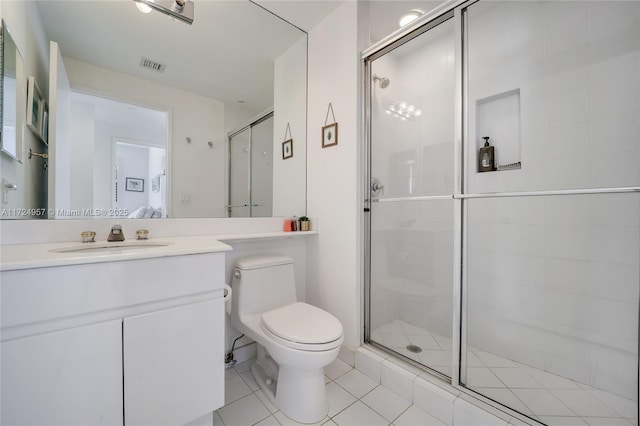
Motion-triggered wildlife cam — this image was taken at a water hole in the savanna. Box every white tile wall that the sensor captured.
[466,193,639,400]
[454,397,510,426]
[466,0,640,194]
[355,347,385,382]
[380,360,417,403]
[356,347,524,426]
[414,377,457,425]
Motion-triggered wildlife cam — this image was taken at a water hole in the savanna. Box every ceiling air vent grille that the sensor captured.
[140,57,166,73]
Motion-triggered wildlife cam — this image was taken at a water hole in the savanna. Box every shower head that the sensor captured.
[373,74,390,89]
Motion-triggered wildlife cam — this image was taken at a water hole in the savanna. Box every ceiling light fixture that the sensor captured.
[135,0,153,13]
[133,0,194,25]
[385,101,422,121]
[398,9,424,28]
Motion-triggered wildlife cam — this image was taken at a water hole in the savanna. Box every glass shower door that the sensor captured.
[228,127,251,217]
[228,113,274,217]
[249,115,273,217]
[460,1,639,424]
[366,15,456,378]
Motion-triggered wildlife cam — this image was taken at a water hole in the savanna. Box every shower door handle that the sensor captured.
[371,178,384,199]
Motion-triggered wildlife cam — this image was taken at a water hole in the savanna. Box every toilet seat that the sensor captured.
[260,302,343,351]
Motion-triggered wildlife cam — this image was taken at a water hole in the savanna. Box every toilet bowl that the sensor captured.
[230,255,344,424]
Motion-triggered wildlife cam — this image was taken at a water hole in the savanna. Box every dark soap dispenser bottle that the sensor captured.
[479,136,496,172]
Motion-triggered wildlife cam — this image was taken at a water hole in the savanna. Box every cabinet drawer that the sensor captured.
[2,253,225,329]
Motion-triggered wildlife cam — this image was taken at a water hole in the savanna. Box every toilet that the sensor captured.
[230,255,344,424]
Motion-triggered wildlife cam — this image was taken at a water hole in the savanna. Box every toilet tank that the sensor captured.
[231,255,298,320]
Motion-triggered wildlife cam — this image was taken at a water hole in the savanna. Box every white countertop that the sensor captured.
[0,235,232,271]
[216,230,318,242]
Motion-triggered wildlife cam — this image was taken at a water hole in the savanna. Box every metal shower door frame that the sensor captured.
[362,1,541,423]
[227,109,274,217]
[362,3,460,383]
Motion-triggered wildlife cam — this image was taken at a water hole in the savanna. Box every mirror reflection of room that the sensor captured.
[0,0,307,219]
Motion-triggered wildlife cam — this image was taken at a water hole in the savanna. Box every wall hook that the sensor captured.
[208,141,214,148]
[29,149,48,160]
[186,137,192,143]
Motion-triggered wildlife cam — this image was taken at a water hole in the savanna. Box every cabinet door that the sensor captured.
[123,298,224,426]
[1,320,123,425]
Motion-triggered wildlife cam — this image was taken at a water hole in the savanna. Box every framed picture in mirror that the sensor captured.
[282,139,293,159]
[26,76,45,143]
[40,103,49,145]
[126,177,144,192]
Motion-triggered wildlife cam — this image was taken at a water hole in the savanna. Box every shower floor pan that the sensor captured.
[370,319,637,425]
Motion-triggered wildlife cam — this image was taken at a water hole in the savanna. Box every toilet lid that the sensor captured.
[261,302,343,344]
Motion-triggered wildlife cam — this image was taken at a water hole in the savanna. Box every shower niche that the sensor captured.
[474,89,521,172]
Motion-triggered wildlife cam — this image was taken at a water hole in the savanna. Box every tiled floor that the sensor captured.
[217,358,447,426]
[371,319,639,426]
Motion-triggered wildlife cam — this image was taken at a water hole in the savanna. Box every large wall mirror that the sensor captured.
[1,20,23,162]
[0,0,307,219]
[1,19,26,210]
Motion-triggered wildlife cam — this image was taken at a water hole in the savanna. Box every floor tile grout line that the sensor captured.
[222,355,638,426]
[589,387,636,419]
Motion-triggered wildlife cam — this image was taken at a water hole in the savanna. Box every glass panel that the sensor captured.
[228,128,250,218]
[370,199,454,376]
[250,116,274,218]
[465,1,640,194]
[368,16,455,377]
[371,18,456,199]
[463,193,639,424]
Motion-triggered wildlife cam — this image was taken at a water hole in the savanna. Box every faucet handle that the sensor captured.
[81,231,96,243]
[107,224,125,242]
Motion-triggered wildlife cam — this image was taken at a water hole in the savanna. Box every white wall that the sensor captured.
[69,102,94,211]
[273,38,307,217]
[63,58,227,218]
[224,101,261,135]
[147,147,164,211]
[306,1,366,349]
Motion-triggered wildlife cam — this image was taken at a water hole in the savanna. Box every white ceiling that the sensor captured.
[36,1,452,113]
[35,0,307,112]
[252,0,343,32]
[368,1,445,45]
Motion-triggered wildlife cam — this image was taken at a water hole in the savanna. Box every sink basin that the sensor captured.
[50,241,173,254]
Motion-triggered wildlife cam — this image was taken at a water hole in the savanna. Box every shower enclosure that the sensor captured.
[228,111,274,217]
[364,1,640,425]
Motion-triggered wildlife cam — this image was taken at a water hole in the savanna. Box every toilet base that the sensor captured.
[251,361,328,424]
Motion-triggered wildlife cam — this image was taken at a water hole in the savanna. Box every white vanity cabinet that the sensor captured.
[2,319,124,425]
[124,299,223,425]
[0,241,229,426]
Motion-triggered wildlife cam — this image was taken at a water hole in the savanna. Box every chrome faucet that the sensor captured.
[107,225,125,242]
